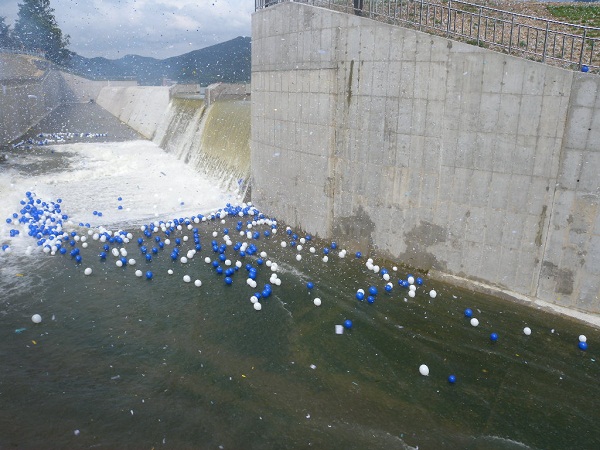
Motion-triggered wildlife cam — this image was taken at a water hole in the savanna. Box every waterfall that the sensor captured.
[153,97,250,199]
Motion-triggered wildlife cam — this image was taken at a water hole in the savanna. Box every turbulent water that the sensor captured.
[0,103,599,449]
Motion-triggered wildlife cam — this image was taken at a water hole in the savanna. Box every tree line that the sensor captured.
[0,0,70,65]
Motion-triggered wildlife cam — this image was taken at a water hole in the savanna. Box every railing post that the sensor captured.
[447,0,452,38]
[542,21,549,63]
[419,0,424,31]
[508,15,514,54]
[578,28,587,70]
[477,7,482,46]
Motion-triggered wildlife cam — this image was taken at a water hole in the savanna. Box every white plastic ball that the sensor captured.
[309,247,315,253]
[429,289,437,298]
[409,285,416,292]
[408,276,415,285]
[135,270,143,277]
[523,327,532,336]
[84,267,92,276]
[180,257,188,264]
[280,241,287,248]
[419,364,429,376]
[313,298,322,306]
[254,302,262,311]
[128,258,136,266]
[204,257,211,264]
[31,314,42,324]
[383,273,390,281]
[579,335,587,343]
[183,275,191,283]
[116,260,123,267]
[470,318,479,327]
[194,279,202,287]
[408,290,416,298]
[250,296,258,304]
[167,269,174,275]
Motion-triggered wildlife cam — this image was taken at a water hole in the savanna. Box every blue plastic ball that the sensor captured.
[579,341,588,351]
[384,284,392,292]
[368,286,378,296]
[490,332,499,342]
[356,292,364,301]
[307,282,314,290]
[464,308,473,318]
[146,271,153,279]
[416,277,423,285]
[355,251,362,258]
[448,374,457,384]
[367,296,375,304]
[581,65,589,73]
[343,319,353,329]
[225,277,233,285]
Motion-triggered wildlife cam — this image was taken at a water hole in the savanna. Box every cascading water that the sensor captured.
[153,97,251,199]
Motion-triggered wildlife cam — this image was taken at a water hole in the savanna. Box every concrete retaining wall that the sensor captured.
[251,3,600,313]
[59,72,137,103]
[1,62,64,144]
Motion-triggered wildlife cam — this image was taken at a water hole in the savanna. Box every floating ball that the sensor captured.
[313,298,321,306]
[296,254,302,261]
[464,308,473,318]
[135,270,143,277]
[415,277,423,285]
[167,269,174,275]
[407,276,415,285]
[355,251,362,258]
[429,289,437,298]
[581,65,589,72]
[343,319,353,329]
[368,286,378,296]
[448,374,457,384]
[307,282,314,290]
[579,335,587,343]
[470,318,479,327]
[183,275,191,283]
[84,267,92,276]
[356,291,364,301]
[31,314,42,324]
[367,296,375,304]
[253,302,262,311]
[523,327,532,336]
[194,279,202,287]
[490,332,498,342]
[408,290,415,298]
[145,271,153,280]
[419,364,429,376]
[579,341,588,351]
[225,277,233,285]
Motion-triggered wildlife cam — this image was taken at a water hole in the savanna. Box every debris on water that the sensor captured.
[310,364,317,370]
[111,375,121,380]
[335,325,344,334]
[74,429,80,436]
[14,328,26,333]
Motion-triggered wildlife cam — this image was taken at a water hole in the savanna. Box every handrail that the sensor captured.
[255,0,599,73]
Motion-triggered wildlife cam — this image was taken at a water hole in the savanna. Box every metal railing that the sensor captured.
[255,0,599,73]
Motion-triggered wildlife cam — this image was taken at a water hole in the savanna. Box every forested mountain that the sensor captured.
[67,36,251,85]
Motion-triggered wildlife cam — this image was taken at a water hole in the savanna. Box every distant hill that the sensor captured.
[67,36,251,86]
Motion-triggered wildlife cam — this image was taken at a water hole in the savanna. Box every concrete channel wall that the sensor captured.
[251,3,600,313]
[0,56,64,144]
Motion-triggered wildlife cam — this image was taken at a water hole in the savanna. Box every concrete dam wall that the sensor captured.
[96,85,250,195]
[250,3,600,314]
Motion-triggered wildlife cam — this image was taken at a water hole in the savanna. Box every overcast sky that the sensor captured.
[1,0,254,59]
